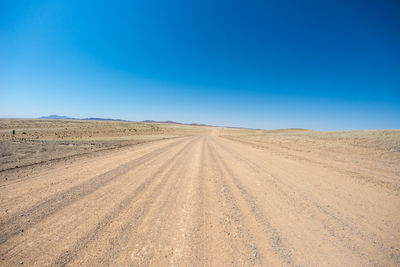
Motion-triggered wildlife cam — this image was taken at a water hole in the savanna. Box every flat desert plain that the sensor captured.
[0,119,399,266]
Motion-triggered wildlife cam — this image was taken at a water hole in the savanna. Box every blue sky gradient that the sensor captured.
[1,0,399,130]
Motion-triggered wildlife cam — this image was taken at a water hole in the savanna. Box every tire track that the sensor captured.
[52,137,200,266]
[145,136,205,266]
[222,136,400,194]
[184,137,207,264]
[208,140,295,266]
[204,140,265,266]
[0,137,180,186]
[212,137,399,264]
[101,137,202,266]
[2,140,197,265]
[0,137,190,246]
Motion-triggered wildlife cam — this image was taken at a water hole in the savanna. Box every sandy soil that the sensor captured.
[0,119,212,171]
[0,126,399,266]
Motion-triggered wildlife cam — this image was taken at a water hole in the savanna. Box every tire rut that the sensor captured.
[222,136,400,194]
[185,137,207,264]
[205,140,264,266]
[208,140,295,266]
[0,137,189,246]
[101,137,202,266]
[52,137,200,266]
[212,137,398,264]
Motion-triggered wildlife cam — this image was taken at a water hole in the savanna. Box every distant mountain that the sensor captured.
[141,120,182,124]
[39,115,212,126]
[39,115,76,120]
[39,115,128,122]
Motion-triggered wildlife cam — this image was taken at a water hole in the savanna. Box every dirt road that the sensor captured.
[1,135,399,266]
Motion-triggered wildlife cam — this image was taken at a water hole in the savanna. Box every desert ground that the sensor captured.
[0,119,399,266]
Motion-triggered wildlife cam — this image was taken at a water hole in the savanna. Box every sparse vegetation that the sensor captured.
[0,119,213,171]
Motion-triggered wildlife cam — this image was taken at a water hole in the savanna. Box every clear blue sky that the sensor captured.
[1,0,399,130]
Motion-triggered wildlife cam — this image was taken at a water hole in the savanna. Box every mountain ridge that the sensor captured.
[39,115,128,122]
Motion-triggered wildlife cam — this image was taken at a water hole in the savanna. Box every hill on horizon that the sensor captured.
[39,115,128,122]
[38,115,214,126]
